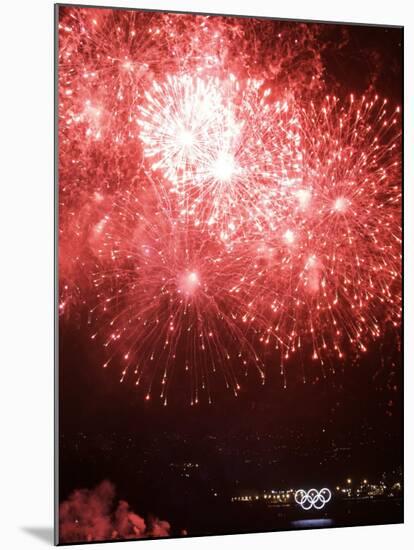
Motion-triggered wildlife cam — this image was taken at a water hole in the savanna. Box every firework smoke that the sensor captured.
[59,480,171,543]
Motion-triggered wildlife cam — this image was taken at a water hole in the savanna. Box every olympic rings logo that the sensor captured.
[294,488,332,510]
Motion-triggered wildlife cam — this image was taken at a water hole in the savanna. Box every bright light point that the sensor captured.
[333,197,349,212]
[94,191,104,202]
[179,271,201,295]
[283,229,295,244]
[211,153,236,181]
[188,272,198,283]
[295,189,312,209]
[177,129,194,147]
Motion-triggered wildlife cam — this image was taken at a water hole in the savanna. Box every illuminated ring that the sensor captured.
[295,488,332,510]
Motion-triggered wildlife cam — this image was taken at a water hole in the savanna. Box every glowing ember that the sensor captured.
[211,153,237,182]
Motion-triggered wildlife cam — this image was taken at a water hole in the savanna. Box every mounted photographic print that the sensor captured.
[55,3,403,545]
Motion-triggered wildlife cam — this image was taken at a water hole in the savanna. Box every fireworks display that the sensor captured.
[58,7,402,404]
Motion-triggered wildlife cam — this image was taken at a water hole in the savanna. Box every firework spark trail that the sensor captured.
[245,94,402,381]
[138,74,302,241]
[89,187,271,405]
[58,7,402,402]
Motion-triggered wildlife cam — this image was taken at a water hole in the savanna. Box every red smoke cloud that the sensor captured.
[59,480,171,543]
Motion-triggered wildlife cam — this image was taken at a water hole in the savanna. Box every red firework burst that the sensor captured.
[137,74,302,241]
[246,94,401,380]
[58,6,402,403]
[89,187,269,405]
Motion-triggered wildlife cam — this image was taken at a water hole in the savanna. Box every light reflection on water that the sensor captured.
[291,518,334,529]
